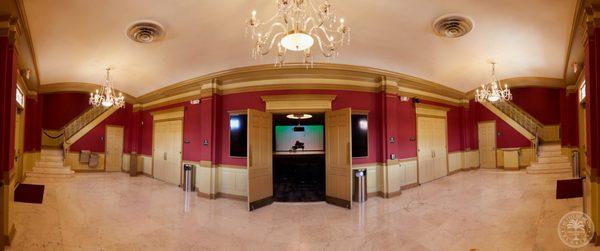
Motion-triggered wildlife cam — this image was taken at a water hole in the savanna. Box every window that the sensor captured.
[579,80,587,104]
[15,87,24,109]
[229,114,248,157]
[351,114,368,157]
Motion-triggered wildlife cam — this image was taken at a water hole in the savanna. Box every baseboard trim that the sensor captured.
[325,196,351,208]
[401,182,420,190]
[379,190,402,199]
[73,169,105,173]
[4,224,15,246]
[218,193,247,201]
[196,190,218,200]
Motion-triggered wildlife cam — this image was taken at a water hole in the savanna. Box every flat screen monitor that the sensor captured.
[275,125,324,152]
[352,114,369,157]
[229,114,247,157]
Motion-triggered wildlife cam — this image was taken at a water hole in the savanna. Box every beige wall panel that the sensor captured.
[141,155,153,175]
[496,150,504,167]
[503,150,520,170]
[67,152,105,171]
[465,150,479,168]
[23,152,40,172]
[542,125,561,142]
[197,165,218,196]
[520,148,534,167]
[448,152,464,173]
[121,154,130,172]
[219,166,248,197]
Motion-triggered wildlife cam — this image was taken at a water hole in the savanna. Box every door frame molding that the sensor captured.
[151,118,184,184]
[105,124,125,172]
[415,113,448,184]
[477,120,497,169]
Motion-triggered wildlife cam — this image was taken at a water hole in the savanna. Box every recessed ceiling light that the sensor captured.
[286,114,312,120]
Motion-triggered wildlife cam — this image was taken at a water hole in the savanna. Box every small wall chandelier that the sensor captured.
[89,68,125,108]
[475,63,512,103]
[246,0,350,67]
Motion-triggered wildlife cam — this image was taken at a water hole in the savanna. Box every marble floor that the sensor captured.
[7,170,595,250]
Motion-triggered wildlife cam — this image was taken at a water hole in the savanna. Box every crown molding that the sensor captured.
[135,63,466,105]
[39,82,137,103]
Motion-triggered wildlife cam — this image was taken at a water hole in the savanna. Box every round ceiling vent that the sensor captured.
[127,20,165,43]
[432,14,473,38]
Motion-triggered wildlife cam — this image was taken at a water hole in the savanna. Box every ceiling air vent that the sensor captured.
[127,20,165,43]
[432,14,473,38]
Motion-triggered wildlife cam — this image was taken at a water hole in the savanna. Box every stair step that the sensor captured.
[34,161,65,168]
[40,149,63,157]
[538,151,563,157]
[526,167,571,174]
[29,167,73,175]
[25,171,74,178]
[539,144,561,152]
[537,156,570,164]
[40,156,63,162]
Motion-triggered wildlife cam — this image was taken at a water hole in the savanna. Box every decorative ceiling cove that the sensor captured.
[24,0,577,96]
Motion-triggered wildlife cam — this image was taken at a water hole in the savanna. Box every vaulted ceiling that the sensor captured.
[23,0,577,96]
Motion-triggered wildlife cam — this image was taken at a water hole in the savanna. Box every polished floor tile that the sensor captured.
[6,170,594,250]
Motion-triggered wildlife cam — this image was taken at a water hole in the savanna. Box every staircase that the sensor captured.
[29,105,116,177]
[26,148,74,177]
[527,144,572,174]
[482,101,572,174]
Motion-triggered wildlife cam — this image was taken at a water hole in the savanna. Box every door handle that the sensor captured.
[347,142,351,165]
[164,152,167,160]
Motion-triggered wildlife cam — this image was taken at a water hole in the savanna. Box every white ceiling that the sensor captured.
[24,0,577,96]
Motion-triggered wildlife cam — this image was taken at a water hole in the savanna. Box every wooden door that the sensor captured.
[247,109,273,211]
[432,118,448,179]
[478,122,497,169]
[153,120,183,185]
[417,117,434,183]
[325,108,352,209]
[105,126,124,172]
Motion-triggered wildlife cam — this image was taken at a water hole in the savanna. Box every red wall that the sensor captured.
[469,101,532,148]
[560,89,579,147]
[511,87,561,125]
[24,97,42,152]
[70,104,133,153]
[215,90,384,166]
[41,93,90,130]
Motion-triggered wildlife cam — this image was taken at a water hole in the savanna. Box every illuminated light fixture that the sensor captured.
[287,113,313,120]
[230,118,241,129]
[475,62,512,103]
[359,119,368,130]
[246,0,351,67]
[89,68,125,108]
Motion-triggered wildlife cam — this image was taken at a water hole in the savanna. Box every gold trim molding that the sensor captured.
[262,94,336,113]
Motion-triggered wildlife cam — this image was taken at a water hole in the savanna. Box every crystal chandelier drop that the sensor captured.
[475,63,512,103]
[89,68,125,108]
[246,0,350,66]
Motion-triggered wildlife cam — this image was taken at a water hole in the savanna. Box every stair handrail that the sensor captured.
[63,105,109,141]
[490,101,544,137]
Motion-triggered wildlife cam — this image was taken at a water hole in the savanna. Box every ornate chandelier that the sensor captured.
[246,0,350,66]
[89,68,125,108]
[475,63,512,103]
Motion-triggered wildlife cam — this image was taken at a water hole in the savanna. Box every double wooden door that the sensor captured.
[478,122,497,169]
[246,108,352,211]
[105,126,124,172]
[417,116,448,184]
[153,120,183,185]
